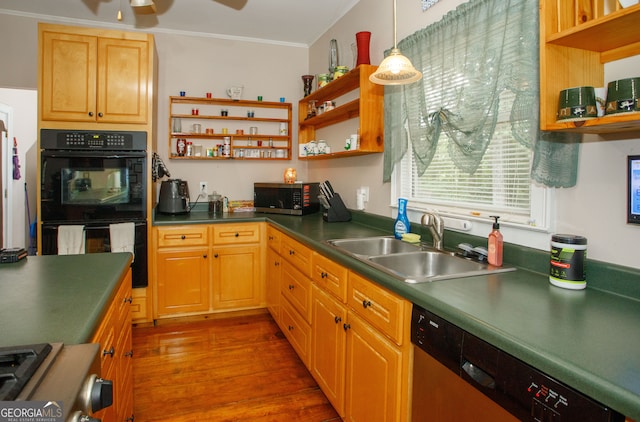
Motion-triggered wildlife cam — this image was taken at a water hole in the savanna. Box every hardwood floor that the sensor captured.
[132,312,341,421]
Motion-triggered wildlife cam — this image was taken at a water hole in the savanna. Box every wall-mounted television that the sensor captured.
[628,155,640,225]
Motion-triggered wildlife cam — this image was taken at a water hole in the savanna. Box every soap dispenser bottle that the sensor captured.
[394,198,410,239]
[488,215,503,266]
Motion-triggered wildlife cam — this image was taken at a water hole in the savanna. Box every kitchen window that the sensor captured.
[384,0,576,245]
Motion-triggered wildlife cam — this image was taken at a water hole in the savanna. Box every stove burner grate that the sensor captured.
[0,343,52,401]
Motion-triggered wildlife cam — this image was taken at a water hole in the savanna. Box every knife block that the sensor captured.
[323,193,352,222]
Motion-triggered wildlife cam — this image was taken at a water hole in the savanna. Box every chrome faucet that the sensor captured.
[421,212,444,250]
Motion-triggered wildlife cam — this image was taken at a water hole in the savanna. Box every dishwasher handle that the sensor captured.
[461,360,496,389]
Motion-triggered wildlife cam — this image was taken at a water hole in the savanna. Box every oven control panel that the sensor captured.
[41,129,147,151]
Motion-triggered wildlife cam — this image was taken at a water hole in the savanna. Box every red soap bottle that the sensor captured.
[488,216,503,267]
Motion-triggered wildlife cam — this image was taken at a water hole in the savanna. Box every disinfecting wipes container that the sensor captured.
[549,234,587,290]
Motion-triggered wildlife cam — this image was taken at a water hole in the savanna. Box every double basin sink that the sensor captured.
[325,236,515,283]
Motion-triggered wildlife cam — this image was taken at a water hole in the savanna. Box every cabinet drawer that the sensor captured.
[347,272,410,346]
[266,225,282,251]
[156,225,208,247]
[281,296,311,367]
[281,260,312,323]
[281,235,312,277]
[212,223,260,245]
[312,252,348,302]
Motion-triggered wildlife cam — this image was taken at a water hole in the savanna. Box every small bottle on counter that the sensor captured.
[186,141,193,157]
[487,216,503,266]
[394,198,410,239]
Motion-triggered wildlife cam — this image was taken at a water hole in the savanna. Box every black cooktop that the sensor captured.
[0,343,52,401]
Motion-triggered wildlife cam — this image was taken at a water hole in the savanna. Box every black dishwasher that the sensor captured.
[411,304,624,421]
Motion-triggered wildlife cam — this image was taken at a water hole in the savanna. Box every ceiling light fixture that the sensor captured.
[369,0,422,85]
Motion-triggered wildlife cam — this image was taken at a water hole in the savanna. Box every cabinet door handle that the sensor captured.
[288,325,294,331]
[124,349,134,358]
[235,232,239,237]
[274,261,280,266]
[214,253,218,258]
[103,346,115,357]
[288,284,295,290]
[203,254,208,258]
[334,316,342,324]
[98,112,103,117]
[88,111,94,117]
[362,300,372,309]
[181,235,186,239]
[269,235,274,240]
[343,323,351,331]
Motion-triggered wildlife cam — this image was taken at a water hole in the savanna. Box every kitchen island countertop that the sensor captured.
[155,210,640,419]
[0,253,133,347]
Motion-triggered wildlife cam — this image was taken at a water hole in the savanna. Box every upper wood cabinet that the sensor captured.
[539,1,640,133]
[298,64,383,159]
[39,23,151,125]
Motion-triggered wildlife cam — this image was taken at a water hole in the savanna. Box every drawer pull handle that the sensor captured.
[103,346,115,357]
[235,232,239,237]
[288,325,294,331]
[288,284,295,290]
[343,323,351,331]
[124,296,133,304]
[214,253,218,258]
[274,261,280,266]
[321,272,328,278]
[203,254,208,258]
[269,235,274,240]
[334,316,342,324]
[362,300,372,309]
[125,350,134,358]
[181,235,186,240]
[289,250,295,255]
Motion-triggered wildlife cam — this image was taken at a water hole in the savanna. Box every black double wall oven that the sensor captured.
[40,129,148,288]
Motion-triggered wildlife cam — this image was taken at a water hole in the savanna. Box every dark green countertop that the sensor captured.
[0,253,133,348]
[155,209,640,419]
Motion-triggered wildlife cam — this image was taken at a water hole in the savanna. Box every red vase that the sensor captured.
[355,31,371,67]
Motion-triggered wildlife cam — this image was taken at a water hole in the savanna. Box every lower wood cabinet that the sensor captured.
[307,251,412,422]
[311,284,348,416]
[156,248,210,316]
[212,244,262,310]
[91,268,134,422]
[153,223,264,319]
[266,247,282,319]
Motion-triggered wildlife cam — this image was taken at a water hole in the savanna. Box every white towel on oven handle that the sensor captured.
[109,222,135,261]
[57,225,85,255]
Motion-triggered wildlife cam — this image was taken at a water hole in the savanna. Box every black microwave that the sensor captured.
[254,182,320,215]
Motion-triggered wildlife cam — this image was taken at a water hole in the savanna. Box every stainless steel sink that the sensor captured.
[326,236,421,258]
[367,251,515,283]
[325,236,515,283]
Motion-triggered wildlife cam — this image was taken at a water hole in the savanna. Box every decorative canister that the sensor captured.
[549,234,587,290]
[317,140,328,154]
[318,74,331,88]
[333,66,349,80]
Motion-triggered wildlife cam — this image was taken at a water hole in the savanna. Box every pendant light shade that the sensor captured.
[370,0,422,85]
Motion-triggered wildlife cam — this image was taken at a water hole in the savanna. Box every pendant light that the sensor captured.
[369,0,422,85]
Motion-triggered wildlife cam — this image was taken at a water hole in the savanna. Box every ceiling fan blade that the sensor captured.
[212,0,248,11]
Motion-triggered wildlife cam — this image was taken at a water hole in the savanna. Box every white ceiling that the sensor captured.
[0,0,360,46]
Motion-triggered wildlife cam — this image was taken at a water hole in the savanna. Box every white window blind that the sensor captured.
[397,89,536,222]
